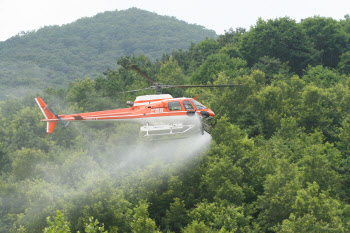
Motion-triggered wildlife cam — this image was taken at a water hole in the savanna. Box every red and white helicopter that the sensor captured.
[35,65,239,139]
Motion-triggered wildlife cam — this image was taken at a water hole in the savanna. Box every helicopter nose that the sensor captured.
[200,110,215,118]
[209,110,215,117]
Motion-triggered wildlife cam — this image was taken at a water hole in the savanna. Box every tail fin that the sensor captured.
[35,97,57,134]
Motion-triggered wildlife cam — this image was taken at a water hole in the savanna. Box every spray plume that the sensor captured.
[4,117,212,231]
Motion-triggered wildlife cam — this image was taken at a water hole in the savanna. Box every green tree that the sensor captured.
[300,16,347,68]
[206,72,260,136]
[219,43,241,59]
[192,53,247,84]
[252,56,290,84]
[257,160,302,231]
[200,155,244,204]
[43,210,71,233]
[182,221,212,233]
[156,57,185,85]
[0,141,10,172]
[3,106,52,151]
[217,27,246,47]
[83,217,107,233]
[303,65,341,87]
[277,182,349,232]
[246,84,285,138]
[11,148,47,180]
[338,51,350,74]
[192,39,221,62]
[297,85,334,136]
[66,77,96,111]
[131,201,159,233]
[188,200,253,232]
[163,198,189,232]
[156,56,185,96]
[240,17,318,74]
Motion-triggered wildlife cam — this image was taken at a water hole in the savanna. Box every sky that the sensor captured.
[1,0,350,41]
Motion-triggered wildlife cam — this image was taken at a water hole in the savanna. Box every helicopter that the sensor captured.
[35,64,240,139]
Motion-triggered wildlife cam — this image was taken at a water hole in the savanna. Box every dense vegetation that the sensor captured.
[0,8,216,99]
[1,15,350,232]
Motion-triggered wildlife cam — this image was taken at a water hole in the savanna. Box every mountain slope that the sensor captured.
[0,8,216,98]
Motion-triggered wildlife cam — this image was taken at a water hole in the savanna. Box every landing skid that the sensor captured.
[140,123,199,141]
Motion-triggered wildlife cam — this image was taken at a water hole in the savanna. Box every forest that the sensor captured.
[0,8,216,99]
[1,14,350,232]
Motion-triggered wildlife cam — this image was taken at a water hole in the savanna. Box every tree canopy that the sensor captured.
[1,13,350,233]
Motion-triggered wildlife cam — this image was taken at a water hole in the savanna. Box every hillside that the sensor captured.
[1,15,350,232]
[0,8,216,98]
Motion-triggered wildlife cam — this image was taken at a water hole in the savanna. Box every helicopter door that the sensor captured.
[183,100,194,110]
[183,100,196,116]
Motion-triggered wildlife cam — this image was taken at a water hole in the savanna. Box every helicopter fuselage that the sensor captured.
[36,95,214,135]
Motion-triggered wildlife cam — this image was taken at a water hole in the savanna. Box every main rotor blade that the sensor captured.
[130,65,157,84]
[163,84,242,89]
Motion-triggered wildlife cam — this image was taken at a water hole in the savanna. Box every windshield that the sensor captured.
[191,99,207,110]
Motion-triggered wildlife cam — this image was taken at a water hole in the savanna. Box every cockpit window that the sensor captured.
[183,100,194,110]
[191,99,207,110]
[168,101,182,111]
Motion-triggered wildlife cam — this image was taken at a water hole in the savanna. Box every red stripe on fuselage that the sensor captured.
[42,110,198,122]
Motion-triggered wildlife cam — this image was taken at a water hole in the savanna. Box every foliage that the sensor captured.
[131,202,159,233]
[240,17,319,74]
[303,65,341,87]
[300,16,348,68]
[1,13,350,233]
[338,51,350,74]
[188,200,252,232]
[43,210,71,233]
[252,56,290,84]
[277,182,348,232]
[0,8,216,99]
[83,217,107,233]
[162,198,189,232]
[192,53,247,84]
